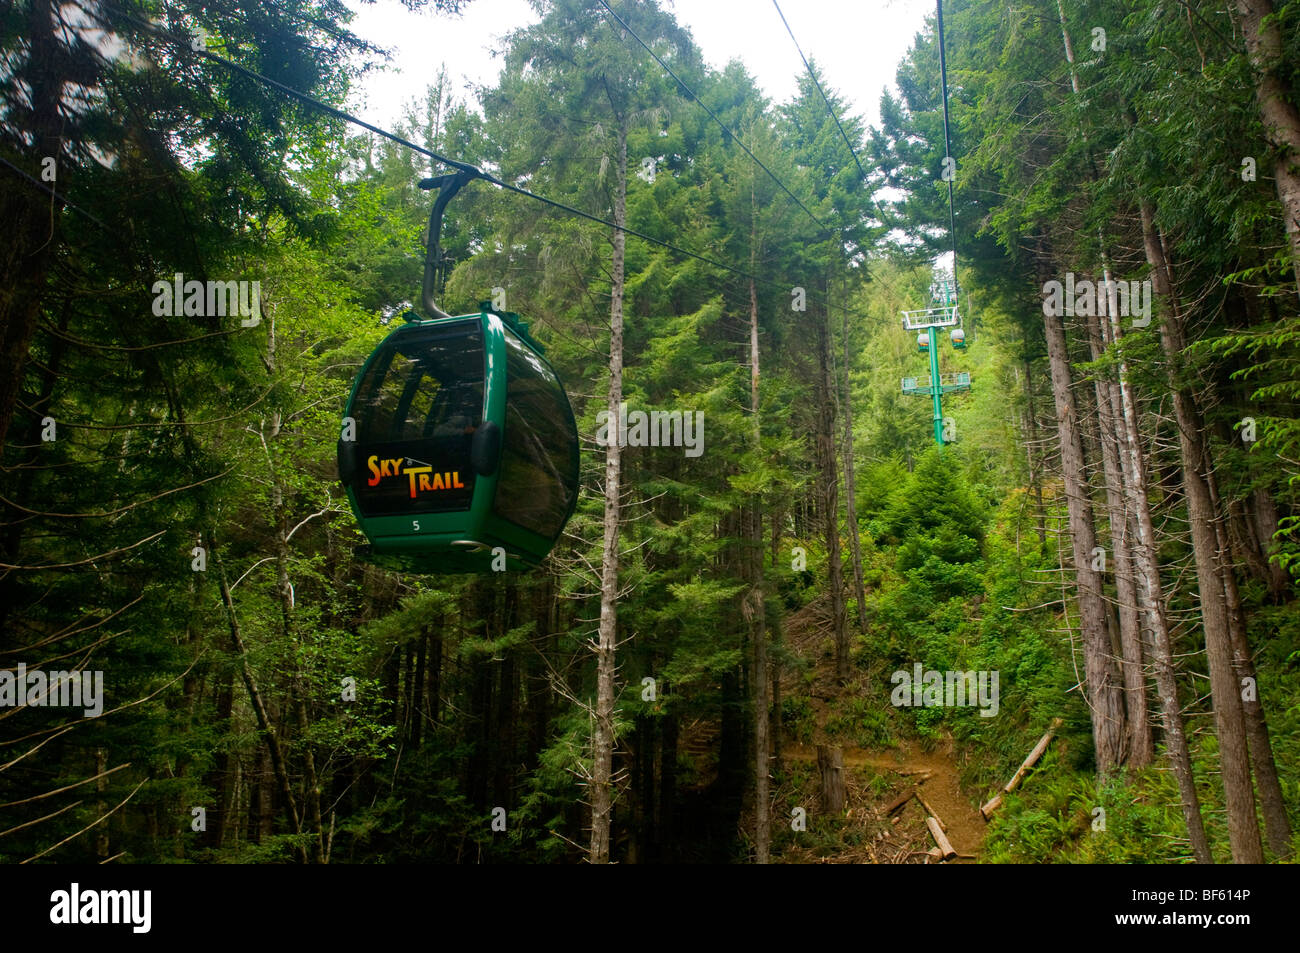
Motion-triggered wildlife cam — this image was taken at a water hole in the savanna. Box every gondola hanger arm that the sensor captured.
[418,164,484,320]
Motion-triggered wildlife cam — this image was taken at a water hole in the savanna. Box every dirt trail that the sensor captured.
[783,738,986,860]
[776,593,988,862]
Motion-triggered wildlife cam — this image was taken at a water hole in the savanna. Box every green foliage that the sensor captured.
[983,763,1196,865]
[780,696,817,745]
[6,0,1300,868]
[824,693,896,750]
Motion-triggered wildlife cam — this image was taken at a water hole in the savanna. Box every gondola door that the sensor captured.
[341,318,493,553]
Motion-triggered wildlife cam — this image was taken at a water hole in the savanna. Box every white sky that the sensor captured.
[345,0,934,135]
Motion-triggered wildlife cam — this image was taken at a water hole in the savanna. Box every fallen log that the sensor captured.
[980,717,1064,820]
[926,815,957,860]
[883,789,915,816]
[914,791,946,832]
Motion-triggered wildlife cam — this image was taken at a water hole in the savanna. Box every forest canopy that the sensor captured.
[1,0,1298,866]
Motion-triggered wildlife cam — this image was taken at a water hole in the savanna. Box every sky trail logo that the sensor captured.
[595,401,704,457]
[50,883,151,933]
[0,664,103,717]
[890,663,999,717]
[366,456,465,499]
[1041,272,1151,327]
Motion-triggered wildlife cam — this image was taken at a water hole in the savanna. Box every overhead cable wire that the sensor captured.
[595,0,905,326]
[594,0,833,240]
[935,0,959,288]
[82,0,883,318]
[770,0,868,184]
[769,0,908,309]
[81,0,809,292]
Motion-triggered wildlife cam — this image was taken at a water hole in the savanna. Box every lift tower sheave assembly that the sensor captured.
[900,275,970,446]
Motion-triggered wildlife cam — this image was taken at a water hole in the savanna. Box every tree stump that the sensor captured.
[816,744,845,814]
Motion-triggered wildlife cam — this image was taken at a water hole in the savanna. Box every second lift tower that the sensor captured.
[900,274,970,446]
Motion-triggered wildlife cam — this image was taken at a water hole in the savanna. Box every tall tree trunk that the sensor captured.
[429,620,443,727]
[1040,279,1126,774]
[1054,13,1146,772]
[292,687,325,863]
[1022,357,1048,550]
[1252,487,1292,599]
[1202,428,1293,856]
[748,262,770,864]
[771,622,783,779]
[1210,489,1294,857]
[265,322,326,864]
[1233,0,1300,296]
[206,671,234,850]
[1140,204,1263,863]
[210,527,306,863]
[840,294,867,630]
[411,628,428,747]
[589,123,628,865]
[495,651,517,815]
[814,286,848,681]
[95,748,109,860]
[659,706,677,861]
[1222,493,1279,595]
[257,745,276,844]
[767,510,784,778]
[1090,266,1152,768]
[1104,285,1212,862]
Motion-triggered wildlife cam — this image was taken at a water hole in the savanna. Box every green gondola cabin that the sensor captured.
[337,305,579,573]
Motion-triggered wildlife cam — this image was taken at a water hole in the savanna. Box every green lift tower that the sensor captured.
[900,275,970,445]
